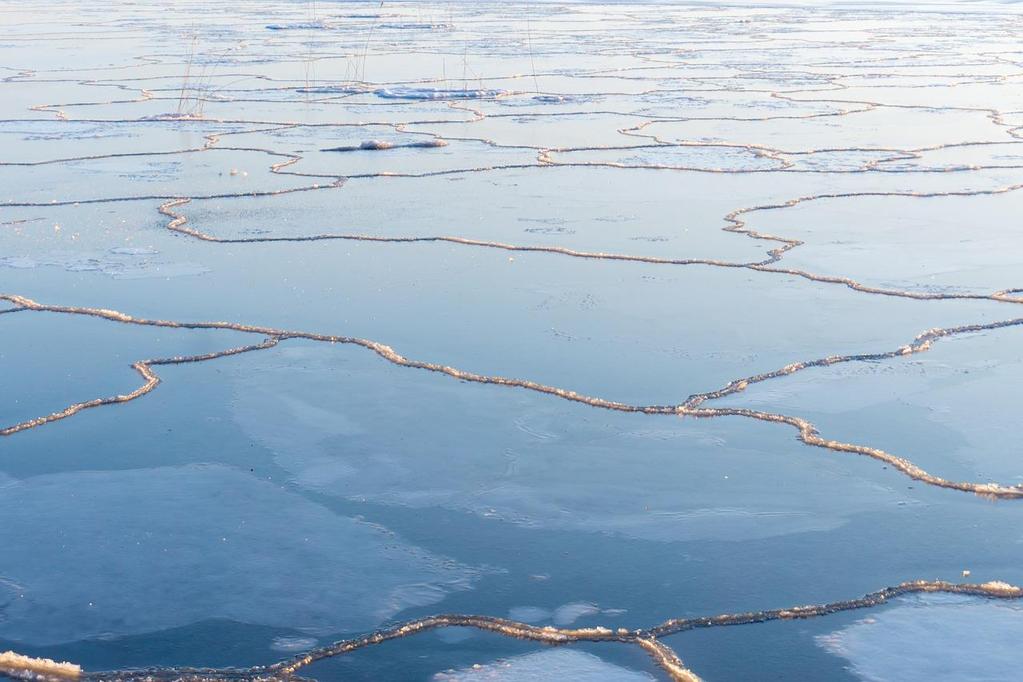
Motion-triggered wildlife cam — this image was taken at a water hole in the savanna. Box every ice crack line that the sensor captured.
[2,294,1022,498]
[156,178,1023,306]
[1,580,1019,682]
[0,336,279,436]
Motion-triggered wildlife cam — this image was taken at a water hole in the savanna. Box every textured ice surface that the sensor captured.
[0,249,207,279]
[4,0,1023,677]
[230,343,907,542]
[432,649,655,681]
[177,164,1017,267]
[24,94,481,126]
[745,190,1023,294]
[546,145,783,171]
[0,148,311,204]
[4,228,1015,409]
[0,121,242,163]
[640,108,1009,152]
[0,464,480,645]
[714,324,1023,484]
[404,113,649,149]
[0,201,196,278]
[818,594,1023,682]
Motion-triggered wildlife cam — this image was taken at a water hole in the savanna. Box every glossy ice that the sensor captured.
[2,0,1023,680]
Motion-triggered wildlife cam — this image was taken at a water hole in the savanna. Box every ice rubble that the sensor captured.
[374,87,510,100]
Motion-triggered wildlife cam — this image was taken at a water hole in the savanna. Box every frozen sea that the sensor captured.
[1,0,1023,680]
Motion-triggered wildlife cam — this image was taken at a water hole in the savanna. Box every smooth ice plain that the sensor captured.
[2,0,1023,680]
